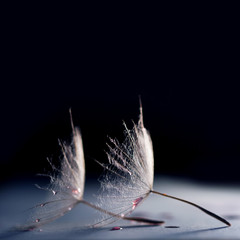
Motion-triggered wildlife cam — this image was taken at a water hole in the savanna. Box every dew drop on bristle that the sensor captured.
[72,189,79,195]
[132,197,143,210]
[52,190,57,195]
[111,227,122,231]
[35,219,40,223]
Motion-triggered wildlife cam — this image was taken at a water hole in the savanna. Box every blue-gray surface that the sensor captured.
[0,177,239,239]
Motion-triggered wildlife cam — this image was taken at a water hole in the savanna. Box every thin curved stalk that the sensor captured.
[80,199,164,225]
[150,190,231,226]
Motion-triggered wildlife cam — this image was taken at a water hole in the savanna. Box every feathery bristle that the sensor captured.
[97,105,230,227]
[97,108,154,225]
[22,127,85,230]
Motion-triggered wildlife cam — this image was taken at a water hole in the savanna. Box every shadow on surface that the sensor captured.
[168,226,229,238]
[0,224,230,240]
[0,228,31,240]
[117,224,161,230]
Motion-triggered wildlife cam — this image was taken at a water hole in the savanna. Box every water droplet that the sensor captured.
[132,197,143,209]
[40,203,45,207]
[68,207,72,211]
[111,227,122,231]
[35,219,40,223]
[72,189,79,195]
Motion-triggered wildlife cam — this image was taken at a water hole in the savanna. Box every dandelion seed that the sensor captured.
[21,110,163,231]
[97,102,231,227]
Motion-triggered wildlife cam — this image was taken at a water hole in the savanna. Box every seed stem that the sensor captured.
[150,190,231,226]
[80,199,164,225]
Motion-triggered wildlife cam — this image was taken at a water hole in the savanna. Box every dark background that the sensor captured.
[1,4,240,184]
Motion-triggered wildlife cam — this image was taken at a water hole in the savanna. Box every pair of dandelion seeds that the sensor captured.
[24,105,230,230]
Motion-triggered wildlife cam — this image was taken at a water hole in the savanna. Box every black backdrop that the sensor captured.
[1,5,240,184]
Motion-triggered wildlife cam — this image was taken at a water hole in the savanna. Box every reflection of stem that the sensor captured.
[150,190,231,226]
[80,199,164,225]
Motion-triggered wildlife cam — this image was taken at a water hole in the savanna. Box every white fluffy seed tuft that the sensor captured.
[97,106,154,225]
[23,126,85,230]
